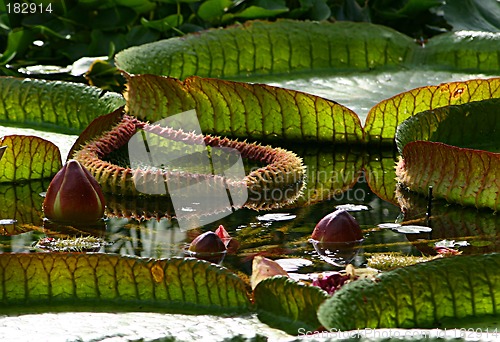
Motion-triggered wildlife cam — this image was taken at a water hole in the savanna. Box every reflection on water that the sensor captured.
[105,218,187,259]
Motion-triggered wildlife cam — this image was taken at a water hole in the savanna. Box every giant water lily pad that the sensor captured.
[116,20,500,145]
[395,98,500,211]
[365,77,500,143]
[318,253,500,330]
[0,253,250,314]
[253,276,328,334]
[125,74,364,143]
[115,20,415,79]
[0,135,61,182]
[0,77,124,134]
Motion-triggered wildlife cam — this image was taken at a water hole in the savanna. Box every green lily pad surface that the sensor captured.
[318,253,500,330]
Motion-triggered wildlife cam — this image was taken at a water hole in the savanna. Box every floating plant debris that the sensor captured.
[393,225,432,234]
[256,213,297,222]
[0,219,17,225]
[335,204,370,212]
[366,252,441,271]
[33,236,109,252]
[377,223,401,229]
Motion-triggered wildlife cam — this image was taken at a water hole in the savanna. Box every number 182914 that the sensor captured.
[6,3,53,14]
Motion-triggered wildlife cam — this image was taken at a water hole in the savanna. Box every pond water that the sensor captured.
[1,142,498,281]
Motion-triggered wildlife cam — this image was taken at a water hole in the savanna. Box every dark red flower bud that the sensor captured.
[43,159,105,224]
[311,209,362,243]
[188,231,226,254]
[188,231,227,263]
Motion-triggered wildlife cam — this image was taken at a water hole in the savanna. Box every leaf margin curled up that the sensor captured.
[396,141,500,211]
[0,253,251,315]
[318,253,500,330]
[0,135,62,182]
[364,77,500,144]
[115,19,415,79]
[0,76,125,135]
[253,275,329,335]
[125,74,364,144]
[394,98,500,211]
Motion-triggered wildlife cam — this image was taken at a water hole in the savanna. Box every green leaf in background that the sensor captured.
[198,0,233,22]
[0,28,34,66]
[441,0,500,32]
[395,99,500,211]
[115,0,157,13]
[253,276,328,334]
[0,77,125,134]
[87,6,137,30]
[0,253,251,314]
[303,0,332,21]
[364,77,500,143]
[141,14,184,32]
[125,74,364,143]
[423,31,500,72]
[115,20,415,79]
[373,0,443,19]
[235,6,289,19]
[318,253,500,330]
[0,135,61,182]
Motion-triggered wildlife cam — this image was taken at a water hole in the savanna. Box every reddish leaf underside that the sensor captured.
[396,141,500,211]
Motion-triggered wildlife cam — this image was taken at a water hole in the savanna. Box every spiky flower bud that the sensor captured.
[43,159,105,224]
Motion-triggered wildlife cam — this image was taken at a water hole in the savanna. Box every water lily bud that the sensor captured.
[43,159,105,224]
[215,224,240,253]
[188,231,227,263]
[311,209,362,243]
[188,231,226,254]
[215,225,231,246]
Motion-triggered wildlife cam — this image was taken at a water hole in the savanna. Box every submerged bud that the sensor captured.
[43,159,105,224]
[189,231,226,254]
[311,209,363,243]
[188,231,227,263]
